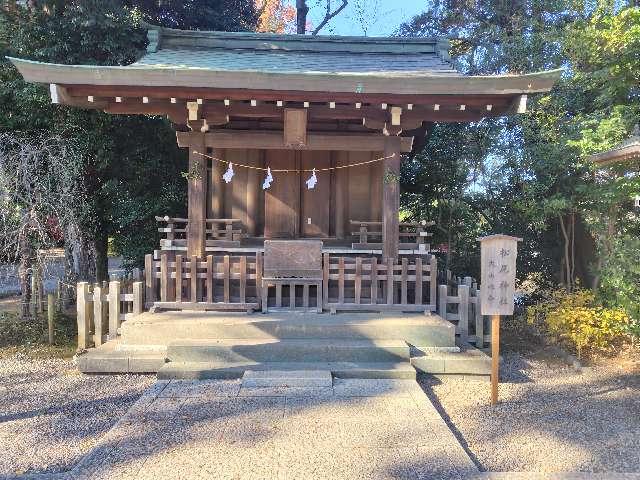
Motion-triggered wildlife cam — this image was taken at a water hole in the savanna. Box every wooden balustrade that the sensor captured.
[350,220,434,251]
[156,216,245,250]
[76,280,144,349]
[145,252,262,312]
[322,254,437,313]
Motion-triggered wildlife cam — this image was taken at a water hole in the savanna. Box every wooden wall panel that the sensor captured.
[225,149,248,230]
[347,151,373,223]
[300,151,331,237]
[207,148,225,219]
[334,151,349,239]
[264,150,299,238]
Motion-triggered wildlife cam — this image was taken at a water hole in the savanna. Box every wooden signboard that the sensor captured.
[478,234,521,406]
[478,234,521,316]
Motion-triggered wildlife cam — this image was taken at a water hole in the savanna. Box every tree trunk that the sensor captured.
[17,229,33,319]
[64,222,96,283]
[296,0,308,34]
[94,234,109,283]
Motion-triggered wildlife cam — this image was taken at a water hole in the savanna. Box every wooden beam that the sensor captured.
[66,85,525,109]
[284,108,308,147]
[382,137,401,261]
[177,130,414,152]
[187,134,207,257]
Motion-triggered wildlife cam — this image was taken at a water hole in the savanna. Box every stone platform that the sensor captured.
[65,378,479,480]
[77,311,491,378]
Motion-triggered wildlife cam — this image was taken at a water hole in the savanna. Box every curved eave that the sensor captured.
[590,144,640,166]
[9,57,562,96]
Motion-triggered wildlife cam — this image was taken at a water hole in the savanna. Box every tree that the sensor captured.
[122,0,259,31]
[295,0,348,35]
[256,0,296,33]
[0,132,86,316]
[400,3,639,321]
[1,0,260,286]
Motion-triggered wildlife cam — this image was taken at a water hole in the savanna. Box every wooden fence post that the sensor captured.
[47,293,55,345]
[76,282,93,350]
[144,254,155,308]
[458,284,470,345]
[108,280,121,340]
[93,283,106,346]
[438,284,448,319]
[132,281,144,315]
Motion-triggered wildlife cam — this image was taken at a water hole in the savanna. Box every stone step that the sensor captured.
[411,347,491,376]
[157,361,417,380]
[77,342,166,374]
[166,338,410,364]
[120,311,455,347]
[241,370,332,387]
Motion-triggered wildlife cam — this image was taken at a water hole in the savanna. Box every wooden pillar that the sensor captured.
[209,148,224,219]
[188,135,207,257]
[382,137,401,260]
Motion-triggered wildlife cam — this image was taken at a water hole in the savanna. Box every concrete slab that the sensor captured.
[242,369,332,387]
[61,377,477,480]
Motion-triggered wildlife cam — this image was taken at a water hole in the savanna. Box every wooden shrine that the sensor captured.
[11,26,561,314]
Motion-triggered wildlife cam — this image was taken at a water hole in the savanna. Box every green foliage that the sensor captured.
[0,1,258,273]
[597,235,640,324]
[0,310,77,359]
[527,287,633,358]
[400,4,639,300]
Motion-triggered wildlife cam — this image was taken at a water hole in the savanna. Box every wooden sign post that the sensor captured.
[478,234,522,406]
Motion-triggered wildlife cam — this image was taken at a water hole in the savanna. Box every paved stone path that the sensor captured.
[63,378,477,480]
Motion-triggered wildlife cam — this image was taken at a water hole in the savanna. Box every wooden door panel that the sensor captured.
[264,150,299,238]
[301,151,331,238]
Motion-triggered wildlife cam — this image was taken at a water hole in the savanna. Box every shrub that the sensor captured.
[527,287,632,358]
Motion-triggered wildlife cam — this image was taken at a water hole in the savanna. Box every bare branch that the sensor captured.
[312,0,348,35]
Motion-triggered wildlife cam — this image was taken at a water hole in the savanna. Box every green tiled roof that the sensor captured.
[133,27,458,75]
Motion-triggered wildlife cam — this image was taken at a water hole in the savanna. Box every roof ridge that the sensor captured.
[148,24,445,45]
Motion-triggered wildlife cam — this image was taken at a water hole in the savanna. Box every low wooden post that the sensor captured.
[144,254,155,308]
[438,284,448,319]
[491,314,500,406]
[108,280,121,340]
[47,293,55,345]
[76,282,93,350]
[93,283,106,346]
[458,284,469,344]
[132,281,144,315]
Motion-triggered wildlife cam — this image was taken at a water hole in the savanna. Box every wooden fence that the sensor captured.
[76,279,144,349]
[437,274,490,349]
[144,252,262,312]
[323,254,437,313]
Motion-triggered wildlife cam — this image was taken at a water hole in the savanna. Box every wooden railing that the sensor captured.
[437,274,490,349]
[77,280,144,349]
[156,216,244,250]
[350,220,434,251]
[323,254,437,313]
[144,252,262,311]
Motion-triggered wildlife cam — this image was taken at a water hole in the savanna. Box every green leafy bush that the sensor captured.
[527,287,633,358]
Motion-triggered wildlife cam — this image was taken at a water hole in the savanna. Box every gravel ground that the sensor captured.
[419,352,640,473]
[0,353,154,476]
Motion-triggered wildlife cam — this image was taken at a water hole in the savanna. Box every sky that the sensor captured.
[287,0,427,36]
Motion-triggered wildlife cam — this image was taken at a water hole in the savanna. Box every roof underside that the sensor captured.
[8,27,562,136]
